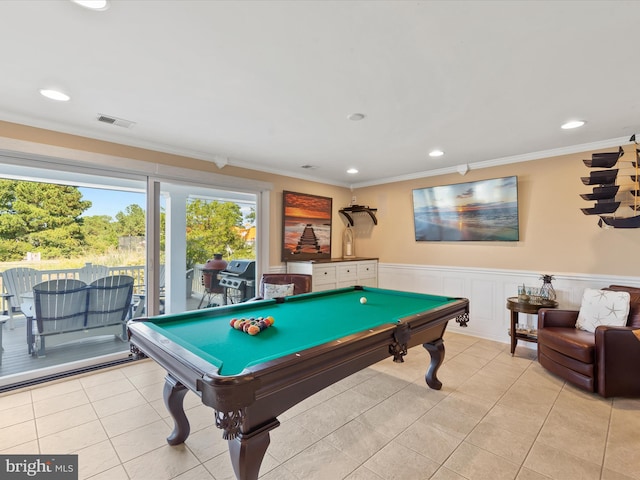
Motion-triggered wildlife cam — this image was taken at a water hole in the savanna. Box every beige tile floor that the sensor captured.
[1,331,639,480]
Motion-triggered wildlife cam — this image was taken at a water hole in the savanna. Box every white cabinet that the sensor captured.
[311,264,336,290]
[357,261,377,287]
[287,259,378,292]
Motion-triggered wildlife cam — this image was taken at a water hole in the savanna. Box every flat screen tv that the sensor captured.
[412,176,519,241]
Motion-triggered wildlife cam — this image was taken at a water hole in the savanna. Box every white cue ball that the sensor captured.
[360,296,367,304]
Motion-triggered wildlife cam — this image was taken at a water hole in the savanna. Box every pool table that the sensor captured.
[127,286,469,480]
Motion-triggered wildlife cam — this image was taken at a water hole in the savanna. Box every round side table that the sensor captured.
[506,297,558,356]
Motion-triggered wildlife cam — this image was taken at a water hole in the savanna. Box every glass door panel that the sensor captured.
[0,169,146,387]
[157,180,257,315]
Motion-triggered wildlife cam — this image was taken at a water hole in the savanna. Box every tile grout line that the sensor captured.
[598,399,614,480]
[508,359,561,480]
[425,344,525,478]
[336,336,497,479]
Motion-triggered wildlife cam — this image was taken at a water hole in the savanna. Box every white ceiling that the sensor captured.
[1,0,639,188]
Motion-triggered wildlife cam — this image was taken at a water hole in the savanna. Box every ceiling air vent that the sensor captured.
[97,114,136,128]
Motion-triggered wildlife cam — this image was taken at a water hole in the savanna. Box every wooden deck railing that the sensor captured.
[0,264,210,311]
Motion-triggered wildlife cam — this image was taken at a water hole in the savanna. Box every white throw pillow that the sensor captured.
[576,288,630,333]
[263,283,295,300]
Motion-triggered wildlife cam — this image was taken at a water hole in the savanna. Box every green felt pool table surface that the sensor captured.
[128,286,469,480]
[142,287,460,375]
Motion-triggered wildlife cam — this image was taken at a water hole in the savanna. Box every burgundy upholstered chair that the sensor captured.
[537,285,640,398]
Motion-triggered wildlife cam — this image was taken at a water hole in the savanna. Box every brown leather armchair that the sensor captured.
[537,285,640,397]
[257,274,312,298]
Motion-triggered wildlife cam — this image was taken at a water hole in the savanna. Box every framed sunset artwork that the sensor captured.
[412,176,519,241]
[281,191,332,261]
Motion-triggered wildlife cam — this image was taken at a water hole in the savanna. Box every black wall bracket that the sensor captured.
[339,205,378,226]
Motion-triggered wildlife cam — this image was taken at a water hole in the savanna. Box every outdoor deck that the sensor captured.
[0,263,230,387]
[0,294,210,385]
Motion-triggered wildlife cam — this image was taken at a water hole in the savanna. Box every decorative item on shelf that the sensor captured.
[517,284,530,303]
[342,225,356,258]
[518,285,551,305]
[539,274,556,301]
[580,134,640,229]
[527,287,545,305]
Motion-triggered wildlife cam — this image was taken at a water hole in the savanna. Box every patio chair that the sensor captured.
[2,267,42,328]
[132,265,168,317]
[30,279,88,356]
[78,264,109,283]
[29,276,134,356]
[87,275,134,337]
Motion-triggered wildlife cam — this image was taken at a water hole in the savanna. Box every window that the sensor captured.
[0,150,270,390]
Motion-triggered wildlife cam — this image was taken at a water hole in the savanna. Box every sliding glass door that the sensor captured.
[0,157,261,390]
[0,166,147,388]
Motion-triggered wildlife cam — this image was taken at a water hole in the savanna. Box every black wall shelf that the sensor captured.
[339,205,378,225]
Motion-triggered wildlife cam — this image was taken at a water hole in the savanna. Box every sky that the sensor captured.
[78,187,145,218]
[77,187,255,224]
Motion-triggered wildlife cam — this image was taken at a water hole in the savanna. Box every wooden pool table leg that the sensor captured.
[163,374,190,445]
[423,338,445,390]
[228,419,280,480]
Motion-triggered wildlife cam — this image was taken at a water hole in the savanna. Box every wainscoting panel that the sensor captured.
[378,263,640,345]
[469,277,497,338]
[442,276,464,297]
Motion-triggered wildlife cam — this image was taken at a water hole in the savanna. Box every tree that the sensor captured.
[0,180,91,260]
[115,204,145,237]
[186,199,252,266]
[244,207,256,225]
[81,215,119,253]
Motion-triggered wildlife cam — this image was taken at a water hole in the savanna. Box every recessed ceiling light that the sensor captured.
[347,168,359,174]
[71,0,110,10]
[429,150,444,157]
[561,120,586,129]
[347,113,365,121]
[39,89,70,102]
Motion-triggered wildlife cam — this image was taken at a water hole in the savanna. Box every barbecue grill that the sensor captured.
[218,260,256,304]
